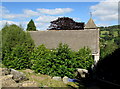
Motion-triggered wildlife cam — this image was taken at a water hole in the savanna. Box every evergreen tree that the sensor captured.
[2,24,35,69]
[26,19,36,31]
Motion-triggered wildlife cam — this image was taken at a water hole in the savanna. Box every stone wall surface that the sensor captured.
[0,68,38,88]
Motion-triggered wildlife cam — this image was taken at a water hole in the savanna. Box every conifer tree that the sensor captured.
[26,19,36,31]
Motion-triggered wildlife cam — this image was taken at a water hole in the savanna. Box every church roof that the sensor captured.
[84,18,97,29]
[29,30,99,54]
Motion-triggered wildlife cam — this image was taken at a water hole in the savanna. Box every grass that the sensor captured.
[0,64,7,68]
[19,69,81,88]
[100,31,119,38]
[100,31,109,35]
[113,31,118,37]
[1,64,85,88]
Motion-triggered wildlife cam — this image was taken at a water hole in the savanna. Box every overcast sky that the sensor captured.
[1,0,119,30]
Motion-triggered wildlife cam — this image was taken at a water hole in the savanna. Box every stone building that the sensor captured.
[29,18,100,64]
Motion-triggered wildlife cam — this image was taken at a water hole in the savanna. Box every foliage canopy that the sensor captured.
[48,17,84,30]
[2,24,35,69]
[99,25,120,59]
[26,19,36,31]
[30,43,94,78]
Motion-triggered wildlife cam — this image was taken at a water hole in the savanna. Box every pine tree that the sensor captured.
[26,19,36,31]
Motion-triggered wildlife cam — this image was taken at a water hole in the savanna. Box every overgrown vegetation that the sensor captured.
[30,43,94,78]
[2,23,120,79]
[99,25,120,59]
[94,48,120,85]
[2,24,94,78]
[2,24,35,69]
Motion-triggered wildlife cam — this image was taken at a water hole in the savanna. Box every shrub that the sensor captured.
[30,43,94,78]
[74,47,94,69]
[2,24,35,69]
[50,43,76,78]
[3,44,32,69]
[30,44,52,73]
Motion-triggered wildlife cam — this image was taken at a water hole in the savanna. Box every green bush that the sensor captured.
[73,47,94,69]
[2,24,35,69]
[3,44,32,69]
[30,43,94,78]
[30,44,53,73]
[51,43,76,78]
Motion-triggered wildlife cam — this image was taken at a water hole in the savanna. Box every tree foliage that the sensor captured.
[99,25,120,59]
[48,17,84,30]
[100,40,118,59]
[2,24,35,69]
[26,19,36,31]
[2,24,34,49]
[99,25,120,31]
[30,43,94,78]
[3,44,32,69]
[95,48,120,85]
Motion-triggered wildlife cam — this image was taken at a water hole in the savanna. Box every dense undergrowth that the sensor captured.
[2,24,94,78]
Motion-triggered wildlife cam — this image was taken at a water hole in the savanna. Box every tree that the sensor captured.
[95,48,120,85]
[100,40,118,59]
[114,37,120,47]
[26,19,36,31]
[48,17,84,30]
[2,24,35,69]
[2,24,34,51]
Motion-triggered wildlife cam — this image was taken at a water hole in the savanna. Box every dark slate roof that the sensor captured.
[85,18,97,29]
[29,30,99,54]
